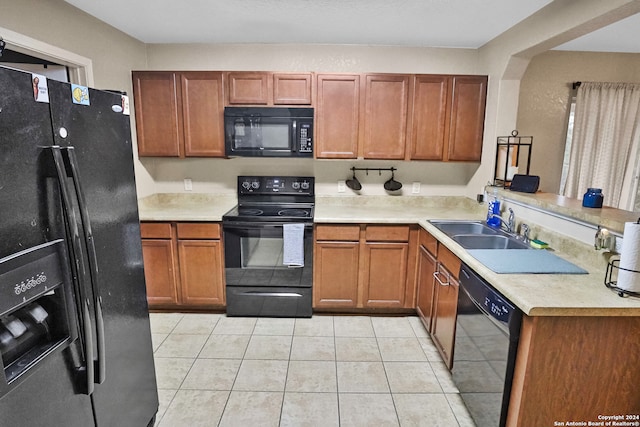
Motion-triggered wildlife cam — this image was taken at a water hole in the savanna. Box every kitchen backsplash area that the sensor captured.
[137,157,481,198]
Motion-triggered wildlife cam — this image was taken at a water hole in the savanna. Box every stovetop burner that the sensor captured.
[239,208,264,217]
[278,209,310,218]
[223,176,315,223]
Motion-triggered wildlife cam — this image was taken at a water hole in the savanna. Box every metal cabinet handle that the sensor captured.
[433,271,450,286]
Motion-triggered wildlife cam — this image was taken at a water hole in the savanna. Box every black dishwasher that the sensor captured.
[453,264,523,427]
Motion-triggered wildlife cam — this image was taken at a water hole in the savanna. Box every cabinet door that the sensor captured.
[431,265,459,369]
[132,71,182,157]
[410,75,450,160]
[141,239,179,307]
[313,241,359,308]
[273,73,312,105]
[416,245,437,332]
[362,242,408,308]
[362,74,410,159]
[447,75,487,161]
[316,74,360,158]
[180,72,225,157]
[227,72,269,104]
[178,240,225,306]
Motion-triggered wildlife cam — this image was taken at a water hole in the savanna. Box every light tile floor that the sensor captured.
[150,313,475,427]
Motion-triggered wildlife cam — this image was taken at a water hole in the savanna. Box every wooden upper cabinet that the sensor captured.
[132,71,225,158]
[362,74,410,159]
[181,72,225,157]
[273,73,312,105]
[226,71,312,105]
[132,71,182,157]
[227,72,269,104]
[315,74,360,159]
[447,75,487,161]
[410,75,450,160]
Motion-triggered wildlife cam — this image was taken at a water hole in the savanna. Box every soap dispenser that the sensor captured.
[486,189,501,228]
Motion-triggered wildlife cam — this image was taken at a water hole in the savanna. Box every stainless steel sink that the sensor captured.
[428,220,530,250]
[451,234,530,250]
[428,221,499,236]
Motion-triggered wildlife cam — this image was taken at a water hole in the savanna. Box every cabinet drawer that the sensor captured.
[420,229,438,256]
[176,223,221,239]
[140,222,172,239]
[315,224,360,241]
[438,244,461,279]
[365,225,410,242]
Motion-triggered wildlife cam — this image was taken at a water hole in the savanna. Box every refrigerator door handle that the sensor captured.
[63,146,106,385]
[50,146,96,396]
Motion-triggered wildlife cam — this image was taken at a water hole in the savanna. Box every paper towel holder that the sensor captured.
[604,258,640,298]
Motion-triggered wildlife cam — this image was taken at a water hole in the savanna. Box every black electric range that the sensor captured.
[222,176,315,317]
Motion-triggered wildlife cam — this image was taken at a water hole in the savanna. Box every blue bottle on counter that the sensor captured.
[486,193,502,228]
[582,188,604,208]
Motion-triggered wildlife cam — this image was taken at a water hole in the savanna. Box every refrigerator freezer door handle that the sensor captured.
[50,146,96,395]
[63,147,106,385]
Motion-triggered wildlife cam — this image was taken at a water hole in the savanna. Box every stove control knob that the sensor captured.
[292,181,301,190]
[242,181,251,190]
[301,181,310,190]
[251,181,260,189]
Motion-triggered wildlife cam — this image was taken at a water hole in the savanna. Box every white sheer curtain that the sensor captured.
[561,82,640,208]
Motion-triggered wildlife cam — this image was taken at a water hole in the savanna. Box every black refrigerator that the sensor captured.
[0,66,158,426]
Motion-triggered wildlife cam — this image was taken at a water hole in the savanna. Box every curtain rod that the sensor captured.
[572,81,582,90]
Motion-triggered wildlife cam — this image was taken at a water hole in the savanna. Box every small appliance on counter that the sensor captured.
[222,176,315,317]
[582,188,604,208]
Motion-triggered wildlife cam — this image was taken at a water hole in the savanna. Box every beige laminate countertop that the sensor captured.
[138,193,640,316]
[138,193,237,221]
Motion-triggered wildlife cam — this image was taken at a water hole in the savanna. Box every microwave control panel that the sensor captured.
[298,122,313,153]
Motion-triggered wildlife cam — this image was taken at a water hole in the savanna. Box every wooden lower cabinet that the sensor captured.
[313,224,417,311]
[416,228,461,369]
[416,244,437,331]
[313,241,360,308]
[363,242,409,307]
[141,222,225,309]
[507,315,640,425]
[141,239,179,306]
[178,240,225,306]
[431,263,459,369]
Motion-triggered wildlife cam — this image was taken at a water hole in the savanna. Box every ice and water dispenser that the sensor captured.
[0,240,77,395]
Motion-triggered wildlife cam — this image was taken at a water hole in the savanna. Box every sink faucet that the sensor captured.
[519,223,530,243]
[489,208,516,233]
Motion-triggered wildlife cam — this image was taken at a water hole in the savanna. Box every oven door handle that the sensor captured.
[236,291,305,298]
[223,222,312,230]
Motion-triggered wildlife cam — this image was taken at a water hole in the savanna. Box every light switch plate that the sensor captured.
[412,182,421,194]
[184,178,193,191]
[338,180,346,193]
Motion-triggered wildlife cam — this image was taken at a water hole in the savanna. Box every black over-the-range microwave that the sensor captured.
[224,107,314,158]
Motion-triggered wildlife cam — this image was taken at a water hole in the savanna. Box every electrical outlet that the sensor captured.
[412,182,421,194]
[184,178,193,191]
[338,180,346,193]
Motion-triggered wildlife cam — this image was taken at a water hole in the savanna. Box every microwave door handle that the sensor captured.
[50,146,95,395]
[292,120,297,152]
[63,147,106,385]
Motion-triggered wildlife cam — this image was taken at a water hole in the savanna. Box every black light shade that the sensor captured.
[384,170,402,191]
[346,170,362,190]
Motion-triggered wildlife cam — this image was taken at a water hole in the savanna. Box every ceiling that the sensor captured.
[64,0,639,52]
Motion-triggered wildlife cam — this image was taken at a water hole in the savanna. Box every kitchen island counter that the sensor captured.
[314,196,640,317]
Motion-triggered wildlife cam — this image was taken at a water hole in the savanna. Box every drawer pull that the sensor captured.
[433,271,449,286]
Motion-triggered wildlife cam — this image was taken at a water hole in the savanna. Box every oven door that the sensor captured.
[223,222,313,317]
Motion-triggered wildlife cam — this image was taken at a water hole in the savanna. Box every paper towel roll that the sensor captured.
[617,222,640,292]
